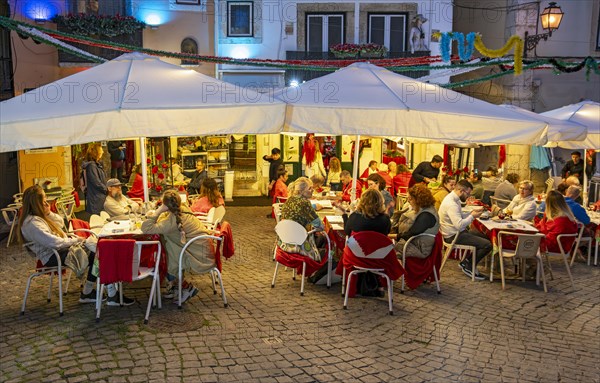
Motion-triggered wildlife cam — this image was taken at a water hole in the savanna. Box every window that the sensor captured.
[176,0,201,4]
[306,14,344,52]
[181,38,198,66]
[67,0,126,16]
[368,14,408,52]
[227,1,253,37]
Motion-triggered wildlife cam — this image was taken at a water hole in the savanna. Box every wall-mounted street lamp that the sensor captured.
[524,2,564,57]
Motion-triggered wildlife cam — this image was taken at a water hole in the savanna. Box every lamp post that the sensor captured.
[523,2,564,57]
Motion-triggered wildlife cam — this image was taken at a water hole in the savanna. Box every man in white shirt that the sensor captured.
[439,179,492,281]
[503,180,537,221]
[103,178,140,219]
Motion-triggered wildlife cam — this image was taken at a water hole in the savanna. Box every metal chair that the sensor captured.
[399,233,442,294]
[545,178,555,194]
[497,231,546,292]
[544,232,578,289]
[95,240,162,324]
[440,232,477,281]
[490,196,512,210]
[177,234,227,309]
[1,205,20,247]
[569,222,592,266]
[56,194,76,221]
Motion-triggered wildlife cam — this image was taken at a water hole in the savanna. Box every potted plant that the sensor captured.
[330,43,360,59]
[360,43,387,58]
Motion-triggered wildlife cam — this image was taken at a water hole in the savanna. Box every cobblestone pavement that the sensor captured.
[1,206,599,383]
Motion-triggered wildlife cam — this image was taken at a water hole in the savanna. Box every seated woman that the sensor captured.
[342,188,391,236]
[367,173,395,216]
[393,184,440,259]
[141,190,215,304]
[271,168,289,219]
[191,178,225,214]
[127,164,145,201]
[310,175,325,194]
[17,185,134,305]
[279,177,325,261]
[535,190,578,253]
[502,180,536,221]
[433,175,456,210]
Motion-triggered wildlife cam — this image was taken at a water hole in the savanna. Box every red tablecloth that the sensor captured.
[98,234,167,281]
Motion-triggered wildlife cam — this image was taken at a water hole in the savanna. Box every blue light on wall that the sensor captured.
[23,1,59,22]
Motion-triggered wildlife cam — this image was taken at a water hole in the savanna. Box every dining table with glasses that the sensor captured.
[472,217,539,281]
[96,217,168,280]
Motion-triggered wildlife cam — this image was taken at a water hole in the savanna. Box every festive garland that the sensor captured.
[52,14,145,37]
[474,34,524,75]
[438,32,476,62]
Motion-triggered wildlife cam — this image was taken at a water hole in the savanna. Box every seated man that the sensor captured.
[104,178,141,219]
[340,170,362,202]
[439,180,492,281]
[468,171,484,200]
[493,173,519,209]
[184,159,208,195]
[564,186,590,225]
[502,180,537,221]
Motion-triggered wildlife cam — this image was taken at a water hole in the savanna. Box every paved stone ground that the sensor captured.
[1,206,599,383]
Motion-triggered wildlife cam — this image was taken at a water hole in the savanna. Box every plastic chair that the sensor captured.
[21,247,71,317]
[1,206,20,247]
[490,196,512,210]
[440,232,477,281]
[271,220,332,296]
[276,196,288,204]
[544,232,578,289]
[197,206,226,231]
[56,194,76,221]
[399,233,442,294]
[340,231,404,315]
[95,240,162,324]
[545,178,554,194]
[569,223,592,266]
[176,234,227,309]
[497,231,546,292]
[90,214,106,229]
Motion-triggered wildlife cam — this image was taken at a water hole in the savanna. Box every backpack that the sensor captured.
[79,168,87,194]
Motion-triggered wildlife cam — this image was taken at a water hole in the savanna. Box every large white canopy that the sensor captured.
[0,52,286,153]
[541,101,600,149]
[498,104,587,144]
[274,62,548,145]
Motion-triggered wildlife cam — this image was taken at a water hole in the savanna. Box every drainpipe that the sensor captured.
[213,0,220,78]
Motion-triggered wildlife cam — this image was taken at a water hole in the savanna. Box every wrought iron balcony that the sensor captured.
[285,50,431,84]
[56,22,143,64]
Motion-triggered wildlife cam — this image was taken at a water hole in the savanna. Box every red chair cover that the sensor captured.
[275,247,328,277]
[215,221,235,272]
[97,239,135,284]
[403,233,443,290]
[393,173,411,195]
[69,218,91,238]
[336,231,405,297]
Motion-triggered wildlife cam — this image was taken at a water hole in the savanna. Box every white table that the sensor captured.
[98,220,143,238]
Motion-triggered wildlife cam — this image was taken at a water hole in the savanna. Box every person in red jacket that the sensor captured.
[535,190,578,253]
[340,170,362,202]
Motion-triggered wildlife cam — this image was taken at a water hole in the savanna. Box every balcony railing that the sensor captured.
[56,22,143,64]
[285,50,430,84]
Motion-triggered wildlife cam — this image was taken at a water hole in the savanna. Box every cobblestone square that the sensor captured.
[1,207,599,382]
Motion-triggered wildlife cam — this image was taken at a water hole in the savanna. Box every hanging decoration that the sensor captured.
[302,134,317,167]
[438,32,476,62]
[52,14,145,37]
[474,34,524,75]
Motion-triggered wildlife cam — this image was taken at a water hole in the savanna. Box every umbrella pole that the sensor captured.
[140,137,150,202]
[583,158,588,206]
[351,135,360,204]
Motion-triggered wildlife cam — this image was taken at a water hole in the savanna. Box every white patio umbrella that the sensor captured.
[541,101,600,149]
[275,62,549,200]
[0,52,286,200]
[541,100,600,204]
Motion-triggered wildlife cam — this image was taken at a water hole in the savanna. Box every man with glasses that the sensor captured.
[501,180,537,221]
[439,180,492,280]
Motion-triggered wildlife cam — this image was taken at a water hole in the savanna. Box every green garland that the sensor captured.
[52,14,145,37]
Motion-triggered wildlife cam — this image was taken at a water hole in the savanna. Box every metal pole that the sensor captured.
[140,137,149,202]
[351,135,361,204]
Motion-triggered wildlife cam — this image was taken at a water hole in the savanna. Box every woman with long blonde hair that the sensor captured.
[327,157,342,191]
[535,190,577,253]
[17,185,111,304]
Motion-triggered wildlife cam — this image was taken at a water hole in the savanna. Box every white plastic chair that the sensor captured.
[545,178,554,194]
[95,240,162,324]
[1,206,20,247]
[440,232,477,281]
[21,247,71,317]
[56,194,76,221]
[177,234,228,309]
[497,231,546,292]
[197,206,226,231]
[570,222,592,266]
[490,196,512,210]
[341,233,396,315]
[271,220,332,296]
[90,214,106,229]
[544,232,578,289]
